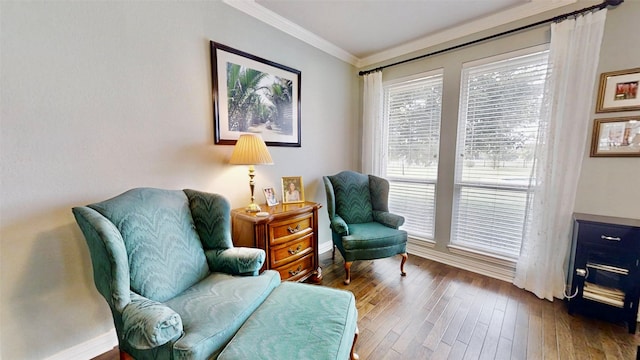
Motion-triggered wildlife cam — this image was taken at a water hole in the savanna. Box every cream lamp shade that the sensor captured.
[229,134,273,212]
[229,133,274,165]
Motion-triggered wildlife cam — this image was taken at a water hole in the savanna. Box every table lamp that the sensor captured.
[229,133,274,212]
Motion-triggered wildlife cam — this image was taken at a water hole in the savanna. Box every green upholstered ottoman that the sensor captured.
[218,282,359,360]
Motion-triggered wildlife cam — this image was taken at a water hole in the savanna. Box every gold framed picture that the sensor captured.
[281,176,304,204]
[590,116,640,157]
[595,67,640,113]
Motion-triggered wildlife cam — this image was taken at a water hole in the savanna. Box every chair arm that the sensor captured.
[373,210,405,229]
[121,292,183,350]
[205,247,265,276]
[330,215,349,235]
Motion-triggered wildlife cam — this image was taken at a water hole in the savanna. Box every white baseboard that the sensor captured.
[45,329,117,360]
[406,239,516,283]
[318,240,333,254]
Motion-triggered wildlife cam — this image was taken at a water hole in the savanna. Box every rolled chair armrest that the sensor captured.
[121,292,183,350]
[330,215,349,235]
[205,247,266,276]
[373,210,405,229]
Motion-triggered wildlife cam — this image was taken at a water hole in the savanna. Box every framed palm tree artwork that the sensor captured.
[211,41,301,147]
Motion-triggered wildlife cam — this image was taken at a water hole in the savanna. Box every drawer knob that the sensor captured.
[287,224,301,234]
[288,244,302,255]
[600,235,621,241]
[289,265,302,276]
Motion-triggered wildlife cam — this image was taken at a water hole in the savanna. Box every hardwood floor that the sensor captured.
[93,251,639,359]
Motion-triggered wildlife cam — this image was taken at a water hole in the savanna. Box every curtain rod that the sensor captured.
[358,0,623,76]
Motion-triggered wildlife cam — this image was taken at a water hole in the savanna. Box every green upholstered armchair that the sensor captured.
[323,171,408,285]
[72,188,281,360]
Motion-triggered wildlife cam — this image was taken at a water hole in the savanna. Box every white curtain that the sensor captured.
[361,71,383,175]
[514,10,608,301]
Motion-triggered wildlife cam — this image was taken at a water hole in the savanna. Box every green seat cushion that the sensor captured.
[166,270,281,359]
[218,282,358,360]
[89,188,209,302]
[343,222,407,250]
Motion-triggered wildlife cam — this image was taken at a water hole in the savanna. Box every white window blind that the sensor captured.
[451,48,549,258]
[383,71,443,240]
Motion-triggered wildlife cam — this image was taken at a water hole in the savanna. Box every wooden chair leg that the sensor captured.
[350,326,359,360]
[332,245,336,260]
[344,261,352,285]
[400,253,407,277]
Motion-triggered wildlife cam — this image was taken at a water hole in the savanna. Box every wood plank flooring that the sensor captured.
[93,251,639,360]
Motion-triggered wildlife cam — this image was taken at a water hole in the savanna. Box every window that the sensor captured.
[383,71,443,240]
[451,47,549,259]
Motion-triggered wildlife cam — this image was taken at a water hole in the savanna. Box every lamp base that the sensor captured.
[246,203,262,212]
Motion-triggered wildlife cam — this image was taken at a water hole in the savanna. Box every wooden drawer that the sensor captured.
[577,221,640,250]
[270,233,314,268]
[231,202,322,283]
[276,253,314,282]
[269,213,313,246]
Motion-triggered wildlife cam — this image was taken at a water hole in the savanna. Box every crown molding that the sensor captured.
[223,0,359,66]
[357,0,577,68]
[224,0,577,70]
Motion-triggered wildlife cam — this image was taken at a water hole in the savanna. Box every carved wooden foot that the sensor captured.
[309,266,323,284]
[400,253,407,276]
[344,261,352,285]
[350,326,359,360]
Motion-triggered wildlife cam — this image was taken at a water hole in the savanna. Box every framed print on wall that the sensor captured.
[210,41,301,147]
[281,176,304,204]
[590,116,640,157]
[595,67,640,113]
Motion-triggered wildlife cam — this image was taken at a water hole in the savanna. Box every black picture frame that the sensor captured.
[210,41,301,147]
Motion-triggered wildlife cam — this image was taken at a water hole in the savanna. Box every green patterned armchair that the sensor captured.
[323,171,408,285]
[72,188,281,359]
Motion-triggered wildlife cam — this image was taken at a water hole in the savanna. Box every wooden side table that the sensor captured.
[231,202,323,283]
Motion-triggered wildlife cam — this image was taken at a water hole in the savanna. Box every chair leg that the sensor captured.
[400,253,407,276]
[332,245,336,260]
[344,261,352,285]
[120,350,134,360]
[350,326,359,360]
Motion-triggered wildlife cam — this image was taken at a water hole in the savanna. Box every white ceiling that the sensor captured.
[224,0,577,67]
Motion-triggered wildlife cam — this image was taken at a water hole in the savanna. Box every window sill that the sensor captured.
[447,244,517,268]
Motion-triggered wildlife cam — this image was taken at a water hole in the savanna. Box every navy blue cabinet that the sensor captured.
[567,213,639,334]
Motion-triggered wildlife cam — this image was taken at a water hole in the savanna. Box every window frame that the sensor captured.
[382,69,444,241]
[450,45,550,259]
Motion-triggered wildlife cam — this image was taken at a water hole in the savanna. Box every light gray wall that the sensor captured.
[0,2,358,359]
[574,2,640,218]
[362,2,640,255]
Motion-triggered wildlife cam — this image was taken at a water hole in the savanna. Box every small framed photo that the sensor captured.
[281,176,304,204]
[590,116,640,157]
[262,187,279,206]
[596,67,640,113]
